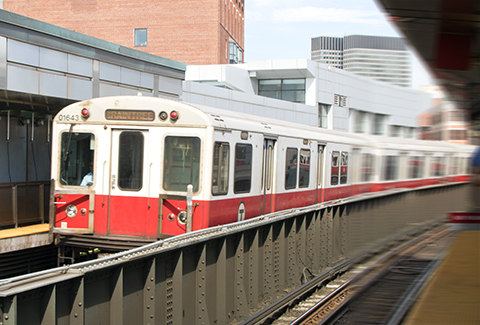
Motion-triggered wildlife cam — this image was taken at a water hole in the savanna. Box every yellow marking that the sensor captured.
[0,224,50,239]
[404,231,480,324]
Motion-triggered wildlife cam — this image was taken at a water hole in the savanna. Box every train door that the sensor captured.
[108,129,151,237]
[316,145,325,203]
[262,139,276,214]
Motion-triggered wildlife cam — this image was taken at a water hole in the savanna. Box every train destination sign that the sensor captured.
[105,109,155,121]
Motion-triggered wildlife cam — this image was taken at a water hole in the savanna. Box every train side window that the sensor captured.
[299,149,310,188]
[340,152,348,184]
[383,155,398,181]
[431,157,445,177]
[285,148,298,189]
[212,142,230,195]
[118,131,144,191]
[331,151,339,185]
[163,136,201,192]
[409,156,425,179]
[60,132,95,186]
[361,153,374,182]
[234,143,252,193]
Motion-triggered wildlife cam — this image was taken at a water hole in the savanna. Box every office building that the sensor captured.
[184,59,429,137]
[1,0,244,65]
[312,35,411,87]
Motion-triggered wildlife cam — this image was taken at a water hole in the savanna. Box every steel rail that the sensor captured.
[239,220,446,325]
[313,226,450,325]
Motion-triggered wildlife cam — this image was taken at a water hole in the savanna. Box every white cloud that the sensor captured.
[272,7,384,24]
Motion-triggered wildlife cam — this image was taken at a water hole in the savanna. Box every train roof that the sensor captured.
[55,95,475,154]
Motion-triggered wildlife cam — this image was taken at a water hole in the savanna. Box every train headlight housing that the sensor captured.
[66,204,78,218]
[177,211,187,224]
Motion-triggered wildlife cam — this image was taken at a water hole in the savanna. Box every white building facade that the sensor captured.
[183,59,430,138]
[312,35,411,88]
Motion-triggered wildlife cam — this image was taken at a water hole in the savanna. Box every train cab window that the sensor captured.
[163,136,201,192]
[361,153,374,182]
[340,152,348,184]
[331,151,339,185]
[299,149,310,188]
[234,143,252,193]
[60,132,95,186]
[118,131,144,191]
[383,156,399,181]
[285,148,298,189]
[212,142,230,195]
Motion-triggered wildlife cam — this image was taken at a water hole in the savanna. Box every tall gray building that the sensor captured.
[311,35,411,88]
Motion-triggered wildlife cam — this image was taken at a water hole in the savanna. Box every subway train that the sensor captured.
[50,95,474,244]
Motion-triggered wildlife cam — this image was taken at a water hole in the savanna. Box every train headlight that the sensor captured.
[170,110,179,121]
[167,213,175,222]
[177,211,187,224]
[66,204,78,218]
[81,108,90,119]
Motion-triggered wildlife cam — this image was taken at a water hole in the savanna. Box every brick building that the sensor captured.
[2,0,244,65]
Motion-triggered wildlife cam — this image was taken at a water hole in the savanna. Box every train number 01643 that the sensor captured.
[58,114,80,122]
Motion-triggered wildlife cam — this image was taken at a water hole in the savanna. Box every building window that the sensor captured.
[318,103,329,128]
[373,114,384,135]
[229,40,243,64]
[134,28,148,47]
[449,129,466,141]
[354,110,366,133]
[258,79,306,103]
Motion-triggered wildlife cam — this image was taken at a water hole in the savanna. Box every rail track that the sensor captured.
[242,224,453,325]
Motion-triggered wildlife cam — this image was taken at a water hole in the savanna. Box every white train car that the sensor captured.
[50,95,473,243]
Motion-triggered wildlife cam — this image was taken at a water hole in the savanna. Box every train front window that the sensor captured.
[163,136,201,192]
[60,132,95,186]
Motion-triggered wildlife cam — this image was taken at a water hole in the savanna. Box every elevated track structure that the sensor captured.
[0,183,470,324]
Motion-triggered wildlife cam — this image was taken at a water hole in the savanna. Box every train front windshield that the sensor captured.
[60,132,95,186]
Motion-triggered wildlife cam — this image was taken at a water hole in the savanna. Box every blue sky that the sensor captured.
[244,0,433,89]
